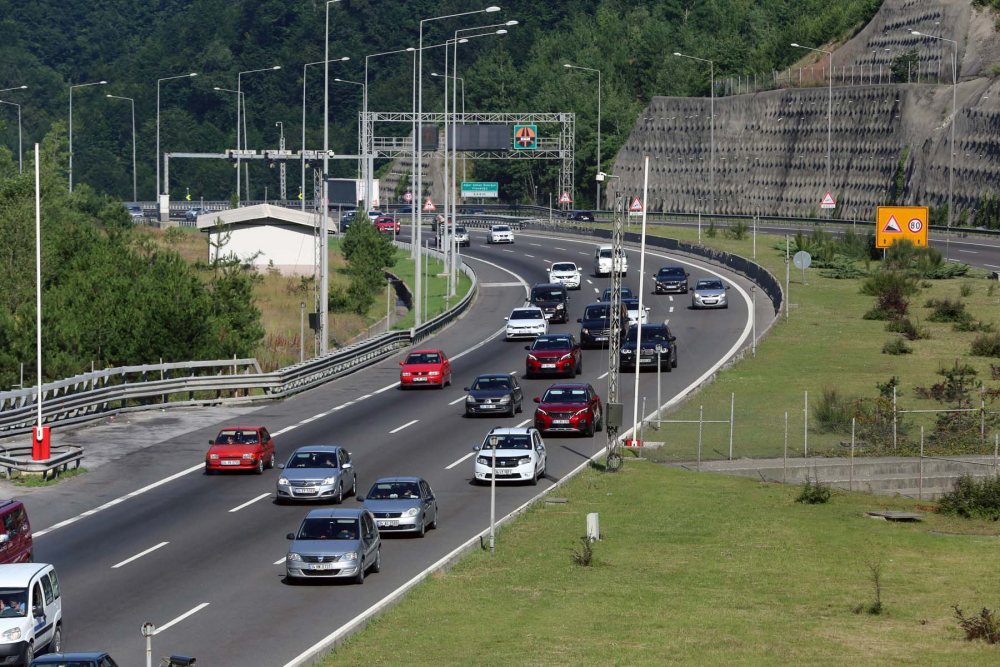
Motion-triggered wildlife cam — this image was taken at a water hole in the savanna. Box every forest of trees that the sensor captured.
[0,0,883,208]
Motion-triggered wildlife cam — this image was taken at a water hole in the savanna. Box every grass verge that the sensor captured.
[390,249,473,331]
[325,460,1000,667]
[11,466,88,487]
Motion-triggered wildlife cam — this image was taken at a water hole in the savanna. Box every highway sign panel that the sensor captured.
[876,206,928,248]
[461,182,498,198]
[513,124,537,150]
[559,191,571,204]
[820,191,836,209]
[423,197,436,212]
[628,196,644,217]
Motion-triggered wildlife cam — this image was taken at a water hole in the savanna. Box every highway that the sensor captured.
[25,228,770,666]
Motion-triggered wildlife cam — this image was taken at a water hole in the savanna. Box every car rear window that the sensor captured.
[297,518,360,540]
[481,434,531,450]
[405,352,441,364]
[531,337,571,350]
[215,429,259,445]
[542,388,588,403]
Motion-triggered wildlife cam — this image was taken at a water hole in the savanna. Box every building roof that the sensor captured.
[196,203,319,231]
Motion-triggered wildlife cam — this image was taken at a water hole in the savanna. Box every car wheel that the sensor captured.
[372,547,382,573]
[516,399,523,414]
[585,417,596,438]
[508,403,516,418]
[204,464,214,475]
[569,365,577,379]
[672,355,678,369]
[267,453,275,469]
[334,482,343,505]
[350,475,357,496]
[255,457,265,475]
[355,559,365,585]
[23,643,33,665]
[597,412,604,432]
[417,518,426,538]
[430,507,438,529]
[724,303,729,309]
[530,466,539,486]
[51,624,62,653]
[666,359,673,373]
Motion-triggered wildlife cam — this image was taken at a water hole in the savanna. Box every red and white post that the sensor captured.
[32,143,49,461]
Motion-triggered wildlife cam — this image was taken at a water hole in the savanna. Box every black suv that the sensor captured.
[530,283,570,324]
[619,324,677,372]
[566,210,594,222]
[654,266,690,294]
[577,302,624,349]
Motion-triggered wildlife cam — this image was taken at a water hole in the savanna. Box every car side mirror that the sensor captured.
[208,440,214,446]
[277,463,284,469]
[342,463,353,470]
[463,387,470,392]
[534,397,541,403]
[365,532,374,540]
[286,533,295,540]
[504,317,509,321]
[473,445,480,451]
[669,335,677,342]
[33,607,43,619]
[645,307,651,311]
[0,534,8,544]
[726,285,731,290]
[686,272,690,277]
[524,346,530,351]
[399,361,404,366]
[577,318,583,323]
[356,495,365,502]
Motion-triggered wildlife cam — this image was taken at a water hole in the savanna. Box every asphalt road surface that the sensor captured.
[25,228,769,666]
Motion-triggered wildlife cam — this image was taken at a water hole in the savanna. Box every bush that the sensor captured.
[813,387,852,433]
[724,220,748,240]
[885,318,930,340]
[970,333,1000,358]
[164,226,186,244]
[819,256,868,279]
[795,477,831,504]
[863,284,909,320]
[953,320,995,333]
[954,606,1000,644]
[960,283,974,297]
[860,270,918,297]
[927,297,972,323]
[882,338,912,355]
[988,283,996,297]
[939,474,1000,520]
[705,220,717,238]
[570,537,595,567]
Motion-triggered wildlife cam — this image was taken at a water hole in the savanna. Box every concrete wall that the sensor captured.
[208,223,316,275]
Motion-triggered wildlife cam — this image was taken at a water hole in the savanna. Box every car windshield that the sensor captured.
[367,482,421,500]
[493,226,511,232]
[287,451,340,469]
[405,352,441,365]
[658,267,685,278]
[531,288,565,302]
[0,589,27,618]
[584,305,610,320]
[296,518,360,540]
[622,299,641,310]
[602,287,634,300]
[552,263,576,272]
[542,388,589,403]
[481,434,531,450]
[532,337,571,351]
[697,280,724,290]
[472,377,512,391]
[509,310,541,321]
[625,326,670,343]
[215,429,259,445]
[456,226,467,233]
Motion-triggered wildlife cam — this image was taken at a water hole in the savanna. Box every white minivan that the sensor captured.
[593,244,628,277]
[0,563,62,665]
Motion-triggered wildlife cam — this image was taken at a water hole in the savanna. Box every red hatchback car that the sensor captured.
[534,383,604,437]
[524,334,582,378]
[205,426,276,474]
[399,349,452,388]
[375,215,399,234]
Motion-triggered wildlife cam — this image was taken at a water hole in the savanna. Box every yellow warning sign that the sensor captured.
[876,206,928,248]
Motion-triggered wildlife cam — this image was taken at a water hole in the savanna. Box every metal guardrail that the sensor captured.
[0,250,478,438]
[0,444,83,479]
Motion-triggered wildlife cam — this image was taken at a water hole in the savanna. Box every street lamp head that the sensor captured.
[486,6,501,12]
[563,63,572,68]
[106,94,112,97]
[431,73,441,77]
[189,73,198,77]
[673,52,682,57]
[406,47,415,51]
[506,20,518,25]
[99,81,107,84]
[459,38,468,43]
[20,85,28,89]
[340,56,350,61]
[911,30,921,36]
[496,29,507,34]
[272,65,281,70]
[790,43,799,47]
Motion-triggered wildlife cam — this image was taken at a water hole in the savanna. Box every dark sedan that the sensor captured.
[464,373,523,417]
[654,266,690,294]
[566,210,594,222]
[619,324,677,372]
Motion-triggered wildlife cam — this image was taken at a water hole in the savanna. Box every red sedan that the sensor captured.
[399,349,452,389]
[205,426,275,474]
[375,215,399,234]
[533,383,603,437]
[524,334,582,378]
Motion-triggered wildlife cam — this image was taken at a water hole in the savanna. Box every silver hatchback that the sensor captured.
[358,477,438,537]
[691,278,730,309]
[276,446,357,503]
[285,508,381,584]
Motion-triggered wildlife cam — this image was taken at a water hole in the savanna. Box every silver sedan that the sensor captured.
[285,508,381,584]
[691,278,730,309]
[358,477,438,537]
[276,446,357,503]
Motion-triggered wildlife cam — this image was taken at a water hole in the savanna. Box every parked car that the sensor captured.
[691,278,730,309]
[566,210,594,222]
[454,226,470,247]
[0,563,63,665]
[524,334,582,378]
[0,501,32,565]
[285,509,381,584]
[593,244,628,277]
[529,283,570,323]
[184,207,206,221]
[29,653,119,667]
[472,427,547,485]
[533,383,603,437]
[504,306,548,340]
[204,426,275,475]
[487,224,514,244]
[464,373,523,417]
[654,266,690,294]
[399,350,452,389]
[357,477,438,537]
[577,302,626,349]
[374,215,399,234]
[600,286,635,302]
[619,324,677,372]
[622,298,651,326]
[547,262,581,290]
[276,446,357,504]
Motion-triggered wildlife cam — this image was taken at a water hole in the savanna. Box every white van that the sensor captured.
[0,564,62,665]
[593,244,628,277]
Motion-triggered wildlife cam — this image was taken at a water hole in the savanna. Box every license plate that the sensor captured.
[641,358,654,363]
[544,314,553,319]
[294,488,317,494]
[412,377,428,382]
[377,520,398,527]
[221,460,241,466]
[594,336,607,341]
[480,404,496,409]
[309,563,335,570]
[553,420,570,424]
[542,364,556,369]
[494,469,512,475]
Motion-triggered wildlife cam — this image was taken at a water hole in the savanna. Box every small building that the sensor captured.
[197,204,321,275]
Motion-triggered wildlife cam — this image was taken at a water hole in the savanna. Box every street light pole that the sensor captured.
[0,100,22,173]
[302,58,350,212]
[563,63,601,209]
[237,65,282,205]
[365,48,414,213]
[106,94,137,202]
[674,53,714,214]
[68,80,107,192]
[156,73,197,200]
[791,43,833,213]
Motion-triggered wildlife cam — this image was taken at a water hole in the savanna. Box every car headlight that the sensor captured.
[429,370,441,376]
[210,453,219,459]
[556,303,565,310]
[527,354,538,361]
[345,551,360,562]
[582,328,590,335]
[287,552,302,562]
[621,349,633,355]
[278,477,289,485]
[322,476,337,485]
[2,628,20,641]
[466,394,476,403]
[477,456,491,465]
[242,453,253,459]
[498,394,511,404]
[404,507,420,517]
[574,408,590,418]
[518,457,532,466]
[536,408,548,416]
[401,372,412,377]
[559,353,572,361]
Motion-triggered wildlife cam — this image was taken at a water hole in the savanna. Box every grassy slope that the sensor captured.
[326,461,1000,667]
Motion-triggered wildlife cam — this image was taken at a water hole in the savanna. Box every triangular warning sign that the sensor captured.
[629,196,644,212]
[821,191,836,206]
[559,191,571,204]
[423,197,436,212]
[882,215,902,234]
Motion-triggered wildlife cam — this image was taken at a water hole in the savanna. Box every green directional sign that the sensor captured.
[461,182,498,198]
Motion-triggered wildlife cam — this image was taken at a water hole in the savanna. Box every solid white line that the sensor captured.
[516,418,532,427]
[957,249,977,254]
[598,371,609,380]
[274,557,287,565]
[523,253,534,258]
[154,603,210,636]
[445,451,476,470]
[299,415,322,424]
[228,493,271,513]
[448,396,467,405]
[374,382,399,394]
[984,264,1000,269]
[272,424,299,436]
[389,419,419,434]
[111,542,169,569]
[34,462,205,538]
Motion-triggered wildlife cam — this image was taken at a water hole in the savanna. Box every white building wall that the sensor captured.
[208,223,315,275]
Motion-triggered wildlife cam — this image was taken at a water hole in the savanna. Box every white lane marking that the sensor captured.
[34,462,205,538]
[984,264,1000,269]
[299,415,322,424]
[523,253,535,258]
[502,249,514,253]
[586,279,593,285]
[594,287,599,293]
[272,424,299,436]
[274,557,287,565]
[481,282,525,287]
[598,371,609,380]
[530,243,541,246]
[516,418,532,427]
[669,296,674,301]
[555,247,567,251]
[448,396,467,405]
[111,542,169,569]
[228,493,272,513]
[946,259,960,263]
[669,306,675,313]
[374,382,399,394]
[579,251,589,256]
[390,419,419,434]
[154,603,210,636]
[957,249,977,254]
[542,258,552,262]
[445,451,476,470]
[664,319,670,325]
[510,370,518,375]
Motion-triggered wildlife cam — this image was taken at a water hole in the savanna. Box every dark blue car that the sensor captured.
[619,324,677,372]
[30,653,119,667]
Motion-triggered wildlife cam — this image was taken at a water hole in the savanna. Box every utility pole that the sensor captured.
[605,189,625,473]
[276,122,286,200]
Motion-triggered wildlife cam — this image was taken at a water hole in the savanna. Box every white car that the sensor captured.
[454,226,470,247]
[622,298,650,326]
[505,307,548,340]
[473,427,547,486]
[547,262,582,290]
[593,244,628,277]
[487,224,515,244]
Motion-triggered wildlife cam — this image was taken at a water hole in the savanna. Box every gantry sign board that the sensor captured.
[876,206,929,248]
[461,182,498,198]
[513,124,537,150]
